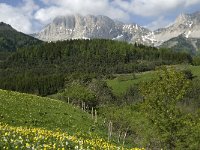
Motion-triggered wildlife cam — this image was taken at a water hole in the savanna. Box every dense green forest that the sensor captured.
[0,22,41,53]
[0,39,192,96]
[0,22,41,64]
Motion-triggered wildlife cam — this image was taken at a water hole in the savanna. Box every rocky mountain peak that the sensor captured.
[34,14,152,44]
[34,11,200,47]
[174,11,200,26]
[175,13,190,24]
[152,11,200,45]
[52,15,75,28]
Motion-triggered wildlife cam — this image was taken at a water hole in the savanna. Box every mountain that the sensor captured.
[34,12,200,53]
[34,14,153,45]
[0,22,41,52]
[160,34,200,54]
[153,11,200,46]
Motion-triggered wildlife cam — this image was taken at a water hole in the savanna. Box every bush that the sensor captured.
[64,82,96,108]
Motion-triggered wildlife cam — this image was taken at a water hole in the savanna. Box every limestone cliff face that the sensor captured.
[154,12,200,45]
[34,14,152,44]
[34,12,200,47]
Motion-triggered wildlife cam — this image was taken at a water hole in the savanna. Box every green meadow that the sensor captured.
[107,65,200,95]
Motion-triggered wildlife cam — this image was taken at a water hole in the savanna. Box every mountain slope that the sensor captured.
[160,35,200,54]
[0,22,41,52]
[0,89,95,133]
[153,11,200,46]
[34,12,200,51]
[34,14,152,45]
[0,89,144,149]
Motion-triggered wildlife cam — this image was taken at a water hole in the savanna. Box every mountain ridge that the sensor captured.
[0,22,41,52]
[34,14,152,45]
[34,12,200,50]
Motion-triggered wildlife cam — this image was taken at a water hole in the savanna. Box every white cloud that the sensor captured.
[0,0,39,33]
[34,7,72,24]
[145,17,174,31]
[185,0,200,6]
[0,0,200,33]
[35,0,130,25]
[35,0,200,31]
[111,0,200,30]
[113,0,200,17]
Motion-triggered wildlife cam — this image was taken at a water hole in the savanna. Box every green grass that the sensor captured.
[107,65,200,95]
[184,65,200,79]
[106,71,157,95]
[0,89,105,136]
[173,64,200,79]
[0,89,142,149]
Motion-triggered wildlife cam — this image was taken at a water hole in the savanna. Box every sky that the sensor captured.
[0,0,200,33]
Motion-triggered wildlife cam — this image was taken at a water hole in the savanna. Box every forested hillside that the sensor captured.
[0,22,41,63]
[160,35,200,54]
[0,39,192,96]
[0,22,41,52]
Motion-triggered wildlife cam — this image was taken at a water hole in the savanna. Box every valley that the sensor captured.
[107,65,200,95]
[0,9,200,150]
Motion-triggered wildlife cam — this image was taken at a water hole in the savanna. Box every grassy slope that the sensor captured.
[0,89,105,136]
[106,71,156,95]
[0,89,144,149]
[107,65,200,95]
[183,65,200,79]
[175,65,200,79]
[0,90,144,149]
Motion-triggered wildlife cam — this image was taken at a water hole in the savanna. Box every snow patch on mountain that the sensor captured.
[185,31,191,38]
[113,34,124,40]
[34,12,200,47]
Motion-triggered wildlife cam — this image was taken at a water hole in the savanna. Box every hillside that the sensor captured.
[106,65,200,95]
[0,122,124,149]
[106,71,156,95]
[0,22,41,52]
[0,89,145,149]
[0,39,191,96]
[0,89,97,132]
[160,35,200,54]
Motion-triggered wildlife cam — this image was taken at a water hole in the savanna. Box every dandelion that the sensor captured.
[75,145,79,150]
[26,143,31,148]
[0,122,144,150]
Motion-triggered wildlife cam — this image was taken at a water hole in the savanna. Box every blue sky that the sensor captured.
[0,0,200,33]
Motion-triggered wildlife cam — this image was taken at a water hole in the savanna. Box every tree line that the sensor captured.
[0,39,192,96]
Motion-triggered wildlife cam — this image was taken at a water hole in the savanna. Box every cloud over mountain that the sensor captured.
[34,0,130,24]
[0,0,38,33]
[0,0,200,33]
